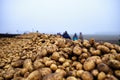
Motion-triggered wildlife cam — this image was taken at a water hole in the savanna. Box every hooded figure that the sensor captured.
[73,33,78,41]
[62,31,71,39]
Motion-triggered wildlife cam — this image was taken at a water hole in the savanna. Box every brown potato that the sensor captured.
[97,72,106,80]
[33,59,44,69]
[42,72,64,80]
[97,63,110,73]
[81,71,93,80]
[66,76,77,80]
[115,70,120,78]
[108,60,120,69]
[11,60,24,67]
[76,70,84,77]
[55,69,66,77]
[97,45,110,53]
[50,64,57,71]
[51,52,60,61]
[39,68,52,77]
[25,70,41,80]
[73,45,82,55]
[91,69,99,77]
[83,60,95,71]
[23,59,33,72]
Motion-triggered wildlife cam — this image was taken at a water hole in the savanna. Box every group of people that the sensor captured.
[57,31,83,41]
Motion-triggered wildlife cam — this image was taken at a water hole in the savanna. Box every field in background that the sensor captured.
[0,33,119,44]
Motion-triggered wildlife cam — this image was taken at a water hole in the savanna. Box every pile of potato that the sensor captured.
[0,33,120,80]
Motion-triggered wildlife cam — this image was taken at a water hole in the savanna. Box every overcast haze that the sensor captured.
[0,0,120,35]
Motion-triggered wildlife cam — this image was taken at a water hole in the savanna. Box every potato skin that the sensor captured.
[66,76,77,80]
[91,69,99,77]
[97,63,110,73]
[25,70,41,80]
[39,68,52,77]
[83,60,95,71]
[115,70,120,78]
[33,59,44,69]
[108,60,120,69]
[23,59,33,72]
[81,71,93,80]
[97,72,106,80]
[42,73,64,80]
[11,60,24,67]
[73,45,82,55]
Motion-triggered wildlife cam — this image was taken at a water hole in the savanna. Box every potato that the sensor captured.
[66,76,77,80]
[24,72,30,78]
[3,67,15,79]
[23,59,33,72]
[3,72,14,79]
[39,68,52,77]
[63,47,73,54]
[51,52,60,61]
[97,63,110,73]
[72,56,77,61]
[91,49,101,56]
[114,70,120,78]
[76,63,82,70]
[50,64,57,71]
[20,68,28,76]
[25,70,41,80]
[105,74,118,80]
[72,61,82,70]
[108,60,120,69]
[83,60,95,71]
[97,45,110,53]
[104,42,114,49]
[67,70,77,77]
[45,60,55,67]
[33,59,44,69]
[82,48,88,53]
[59,57,65,63]
[87,56,102,64]
[114,44,120,52]
[12,77,25,80]
[91,69,99,77]
[97,72,106,80]
[110,49,117,54]
[76,70,84,77]
[79,53,89,59]
[116,54,120,61]
[46,44,58,53]
[0,62,5,68]
[81,71,93,80]
[55,69,66,77]
[11,60,24,67]
[42,72,64,80]
[62,62,70,68]
[0,77,4,80]
[37,48,47,57]
[83,40,91,48]
[73,45,82,55]
[89,38,95,45]
[55,38,66,48]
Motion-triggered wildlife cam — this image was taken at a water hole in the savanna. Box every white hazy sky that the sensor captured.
[0,0,120,34]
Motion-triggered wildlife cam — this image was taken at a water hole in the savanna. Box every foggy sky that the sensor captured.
[0,0,120,34]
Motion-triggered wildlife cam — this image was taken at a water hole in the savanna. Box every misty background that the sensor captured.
[0,0,120,41]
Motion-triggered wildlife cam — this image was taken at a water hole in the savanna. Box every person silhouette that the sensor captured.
[79,32,83,41]
[73,33,78,41]
[62,31,71,39]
